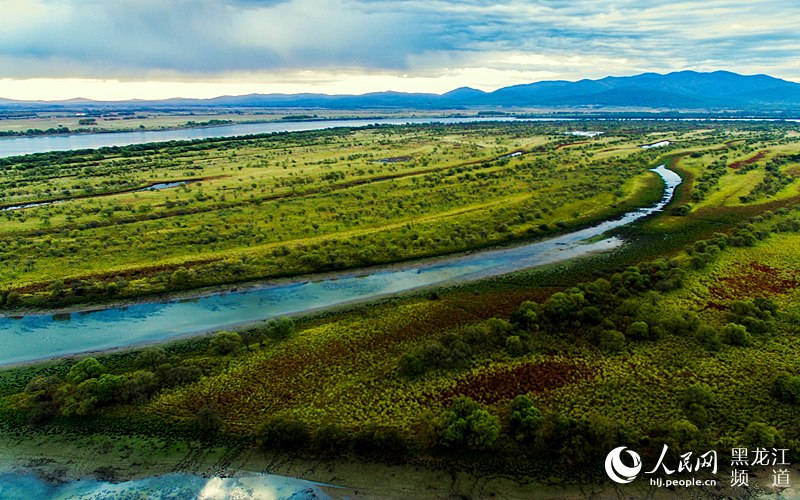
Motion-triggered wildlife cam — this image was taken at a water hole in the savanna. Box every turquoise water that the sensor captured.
[0,166,680,366]
[0,470,332,499]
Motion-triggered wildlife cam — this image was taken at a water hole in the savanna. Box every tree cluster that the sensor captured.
[24,349,201,423]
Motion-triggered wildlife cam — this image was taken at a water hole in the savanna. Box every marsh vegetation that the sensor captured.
[2,120,800,487]
[0,122,671,309]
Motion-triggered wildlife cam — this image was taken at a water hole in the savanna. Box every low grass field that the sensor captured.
[0,121,693,308]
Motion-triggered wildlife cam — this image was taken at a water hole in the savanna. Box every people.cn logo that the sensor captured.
[605,446,642,484]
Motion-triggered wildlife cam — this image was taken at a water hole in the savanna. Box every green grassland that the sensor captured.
[0,122,687,309]
[0,113,244,134]
[2,120,800,492]
[0,109,450,135]
[0,109,735,137]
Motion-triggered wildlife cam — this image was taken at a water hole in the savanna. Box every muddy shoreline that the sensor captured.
[0,428,638,499]
[4,427,789,499]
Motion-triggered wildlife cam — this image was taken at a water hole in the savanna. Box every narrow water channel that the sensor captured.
[0,165,680,366]
[0,180,194,212]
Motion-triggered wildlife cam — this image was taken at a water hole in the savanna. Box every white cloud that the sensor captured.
[0,0,797,99]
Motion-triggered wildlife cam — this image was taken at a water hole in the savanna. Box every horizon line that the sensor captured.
[1,69,795,104]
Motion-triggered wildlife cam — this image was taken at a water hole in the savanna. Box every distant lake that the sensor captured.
[0,117,535,158]
[2,116,795,159]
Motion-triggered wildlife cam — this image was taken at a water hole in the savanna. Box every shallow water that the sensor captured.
[0,166,680,366]
[0,180,192,212]
[0,470,332,499]
[141,180,192,191]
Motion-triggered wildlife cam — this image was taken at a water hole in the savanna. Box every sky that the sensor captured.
[0,0,798,101]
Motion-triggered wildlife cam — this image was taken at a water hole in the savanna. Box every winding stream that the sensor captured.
[0,165,680,366]
[0,121,681,494]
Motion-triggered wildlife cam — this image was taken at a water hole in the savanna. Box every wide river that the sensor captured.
[0,165,681,366]
[0,116,535,158]
[2,116,797,158]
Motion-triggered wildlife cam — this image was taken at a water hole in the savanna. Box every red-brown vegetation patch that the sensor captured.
[446,288,557,319]
[708,262,799,302]
[174,301,485,423]
[729,150,769,169]
[441,358,595,405]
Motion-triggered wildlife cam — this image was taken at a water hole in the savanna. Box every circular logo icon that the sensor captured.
[605,446,642,484]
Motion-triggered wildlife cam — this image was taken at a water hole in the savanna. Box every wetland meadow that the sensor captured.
[1,119,800,497]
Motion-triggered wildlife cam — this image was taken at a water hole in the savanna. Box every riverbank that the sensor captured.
[4,195,800,498]
[0,427,566,498]
[0,427,651,498]
[4,426,796,498]
[0,159,669,318]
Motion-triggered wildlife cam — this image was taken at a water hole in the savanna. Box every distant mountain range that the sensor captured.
[2,71,799,112]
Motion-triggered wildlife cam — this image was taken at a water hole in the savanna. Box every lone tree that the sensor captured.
[508,394,542,442]
[266,317,296,341]
[67,357,106,384]
[209,331,243,355]
[437,396,500,450]
[197,406,223,439]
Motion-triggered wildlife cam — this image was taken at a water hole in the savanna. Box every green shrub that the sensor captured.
[209,331,243,355]
[721,323,751,347]
[774,372,800,404]
[695,325,722,351]
[196,406,223,437]
[66,357,106,384]
[626,321,650,340]
[742,422,782,448]
[351,425,409,459]
[437,396,500,450]
[509,395,542,443]
[599,329,625,354]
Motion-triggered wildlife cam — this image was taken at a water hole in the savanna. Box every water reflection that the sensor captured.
[0,470,333,499]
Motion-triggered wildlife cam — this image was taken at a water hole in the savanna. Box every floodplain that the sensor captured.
[1,120,800,497]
